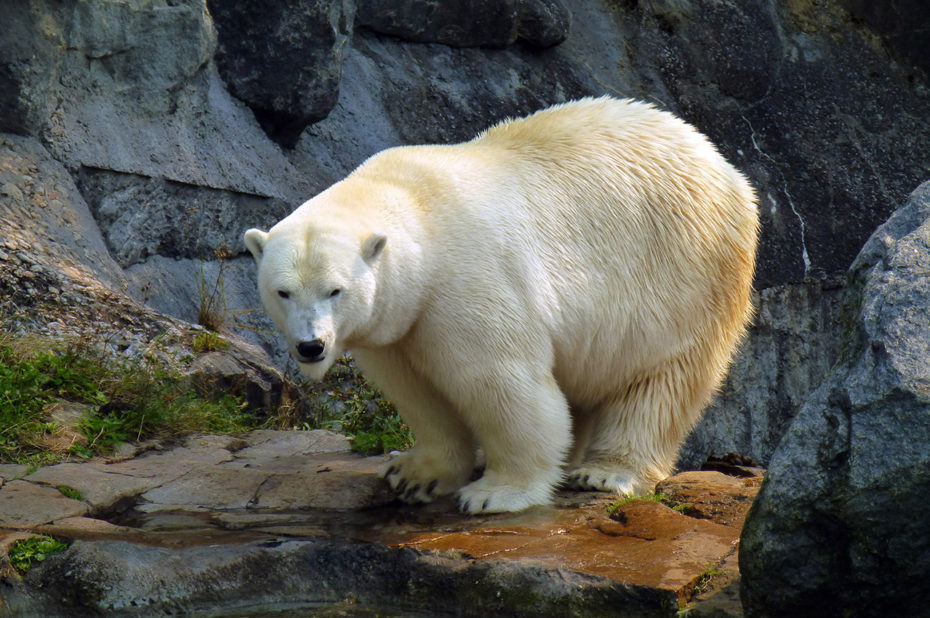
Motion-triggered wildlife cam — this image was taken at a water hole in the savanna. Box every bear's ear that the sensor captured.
[244,228,268,262]
[362,232,387,263]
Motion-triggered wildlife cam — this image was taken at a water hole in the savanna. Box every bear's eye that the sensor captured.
[329,288,341,298]
[277,290,290,299]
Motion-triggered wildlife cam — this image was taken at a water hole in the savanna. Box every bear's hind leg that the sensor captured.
[353,349,476,504]
[566,354,714,496]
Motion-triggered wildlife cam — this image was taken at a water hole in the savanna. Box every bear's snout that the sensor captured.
[296,339,326,362]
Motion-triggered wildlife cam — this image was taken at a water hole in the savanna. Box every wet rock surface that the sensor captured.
[0,430,760,616]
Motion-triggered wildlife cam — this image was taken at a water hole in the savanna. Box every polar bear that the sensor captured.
[244,97,759,514]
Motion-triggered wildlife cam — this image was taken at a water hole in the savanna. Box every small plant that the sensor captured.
[304,356,414,455]
[56,485,83,501]
[8,536,69,574]
[693,563,725,595]
[607,491,665,515]
[192,330,230,353]
[198,245,231,332]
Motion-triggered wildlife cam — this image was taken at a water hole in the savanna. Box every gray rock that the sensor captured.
[517,0,571,47]
[0,480,89,528]
[0,464,29,483]
[0,0,306,198]
[76,167,293,267]
[208,0,356,147]
[740,180,930,616]
[605,0,930,286]
[679,280,845,469]
[0,135,125,288]
[839,0,930,76]
[3,537,677,616]
[355,0,570,49]
[25,465,159,513]
[250,457,396,510]
[356,0,521,48]
[235,429,352,459]
[185,349,287,412]
[140,467,271,512]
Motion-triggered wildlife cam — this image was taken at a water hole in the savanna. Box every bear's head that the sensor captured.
[244,217,387,380]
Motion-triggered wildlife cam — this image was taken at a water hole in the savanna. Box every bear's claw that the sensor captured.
[565,466,638,495]
[377,449,469,504]
[455,474,552,514]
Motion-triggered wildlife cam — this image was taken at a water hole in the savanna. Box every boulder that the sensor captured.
[739,180,930,616]
[355,0,569,49]
[356,0,521,48]
[517,0,571,48]
[208,0,356,147]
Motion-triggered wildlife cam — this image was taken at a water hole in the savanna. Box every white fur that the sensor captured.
[245,97,759,514]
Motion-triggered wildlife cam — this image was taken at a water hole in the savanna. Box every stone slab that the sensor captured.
[656,470,763,529]
[98,445,234,482]
[250,455,395,510]
[391,499,738,605]
[235,429,351,460]
[26,463,160,511]
[0,480,89,528]
[139,467,270,512]
[0,464,29,483]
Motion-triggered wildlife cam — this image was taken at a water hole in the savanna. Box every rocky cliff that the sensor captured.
[2,0,929,475]
[740,181,930,617]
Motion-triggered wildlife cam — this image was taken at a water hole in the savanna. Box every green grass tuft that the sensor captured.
[0,335,256,464]
[303,357,414,455]
[693,563,725,595]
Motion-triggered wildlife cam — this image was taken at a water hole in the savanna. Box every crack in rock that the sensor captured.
[744,115,812,277]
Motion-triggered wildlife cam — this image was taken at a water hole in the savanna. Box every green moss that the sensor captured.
[607,491,693,515]
[56,485,83,501]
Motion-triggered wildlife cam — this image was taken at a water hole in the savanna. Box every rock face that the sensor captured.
[739,181,930,616]
[0,134,288,412]
[355,0,571,49]
[839,0,930,75]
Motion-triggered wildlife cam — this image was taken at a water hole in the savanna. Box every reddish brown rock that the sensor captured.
[390,498,740,605]
[656,470,763,529]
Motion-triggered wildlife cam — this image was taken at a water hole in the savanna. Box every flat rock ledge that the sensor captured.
[0,430,761,617]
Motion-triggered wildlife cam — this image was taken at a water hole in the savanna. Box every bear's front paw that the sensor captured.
[378,449,469,504]
[565,465,638,495]
[456,474,553,514]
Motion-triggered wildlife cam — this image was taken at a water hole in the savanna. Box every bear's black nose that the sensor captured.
[296,339,326,361]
